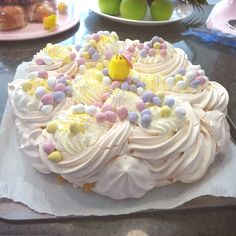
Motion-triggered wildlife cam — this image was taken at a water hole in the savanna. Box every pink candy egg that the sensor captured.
[148,48,156,56]
[36,58,45,65]
[137,43,144,50]
[43,141,55,154]
[70,52,76,60]
[95,112,106,123]
[105,111,117,122]
[101,104,113,112]
[160,49,167,57]
[105,51,112,59]
[41,94,54,105]
[54,83,66,92]
[93,101,103,108]
[77,58,85,65]
[111,81,121,90]
[127,46,135,53]
[117,107,128,120]
[161,43,167,49]
[38,71,48,79]
[102,92,111,101]
[136,102,146,112]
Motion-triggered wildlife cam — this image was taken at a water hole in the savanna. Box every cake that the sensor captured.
[8,31,230,199]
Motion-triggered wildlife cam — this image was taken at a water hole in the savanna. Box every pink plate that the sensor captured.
[0,0,80,41]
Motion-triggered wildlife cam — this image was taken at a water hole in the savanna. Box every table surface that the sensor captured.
[0,2,236,234]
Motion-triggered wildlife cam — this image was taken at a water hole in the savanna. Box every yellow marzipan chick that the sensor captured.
[43,14,57,31]
[108,54,132,81]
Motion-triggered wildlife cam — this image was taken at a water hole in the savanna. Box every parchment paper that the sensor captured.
[0,63,236,217]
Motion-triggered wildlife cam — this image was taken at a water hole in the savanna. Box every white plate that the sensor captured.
[0,0,80,41]
[89,0,193,25]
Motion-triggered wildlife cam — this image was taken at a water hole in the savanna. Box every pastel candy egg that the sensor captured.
[129,84,137,92]
[43,141,55,154]
[95,72,103,81]
[105,111,117,122]
[148,48,156,56]
[152,96,162,106]
[141,108,151,117]
[121,82,129,91]
[102,92,111,101]
[41,94,54,105]
[153,42,161,49]
[137,43,144,50]
[152,36,159,43]
[53,91,65,103]
[176,80,187,89]
[56,73,64,79]
[70,52,76,60]
[102,68,109,76]
[77,58,85,65]
[47,77,57,89]
[54,83,66,92]
[58,77,67,85]
[92,33,100,41]
[89,39,96,47]
[38,71,48,79]
[117,107,128,120]
[156,92,165,99]
[101,104,113,112]
[164,97,175,107]
[85,105,97,115]
[96,112,106,123]
[46,122,58,133]
[199,69,205,76]
[136,81,146,88]
[141,91,154,103]
[72,104,85,114]
[131,75,140,83]
[48,151,62,162]
[103,76,111,86]
[65,86,73,96]
[41,105,53,114]
[79,65,86,74]
[166,77,175,87]
[174,74,183,82]
[160,49,167,57]
[93,101,102,108]
[195,76,206,85]
[125,77,132,84]
[161,43,167,49]
[75,45,81,51]
[69,122,81,135]
[88,47,95,55]
[141,114,152,128]
[178,68,186,75]
[43,57,53,65]
[92,52,100,61]
[127,46,135,53]
[36,58,45,65]
[136,101,146,111]
[175,106,186,116]
[190,79,200,88]
[137,87,144,95]
[160,105,172,117]
[22,81,32,92]
[35,87,46,98]
[81,51,90,59]
[146,41,152,48]
[140,50,148,58]
[105,51,112,59]
[128,112,138,123]
[111,81,121,90]
[186,72,196,81]
[159,37,164,43]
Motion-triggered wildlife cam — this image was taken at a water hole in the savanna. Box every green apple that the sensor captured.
[98,0,121,15]
[151,0,173,21]
[120,0,147,20]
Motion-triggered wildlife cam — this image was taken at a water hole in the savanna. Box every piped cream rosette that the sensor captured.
[27,44,79,77]
[159,65,229,113]
[120,36,189,77]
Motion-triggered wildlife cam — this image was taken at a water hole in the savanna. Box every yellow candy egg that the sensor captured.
[154,42,161,49]
[46,122,58,134]
[22,81,32,92]
[81,51,90,59]
[175,74,183,82]
[89,39,96,47]
[48,151,62,162]
[69,122,82,135]
[95,72,103,82]
[96,62,104,70]
[63,55,71,64]
[160,106,172,117]
[108,54,131,81]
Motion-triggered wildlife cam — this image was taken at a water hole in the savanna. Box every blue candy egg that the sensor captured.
[141,91,154,103]
[151,36,159,44]
[190,79,200,88]
[102,68,109,76]
[152,96,162,106]
[121,82,129,91]
[53,91,65,103]
[178,68,186,75]
[141,108,151,117]
[140,50,148,58]
[92,52,100,61]
[164,97,175,107]
[129,84,137,92]
[141,114,152,128]
[136,81,146,88]
[128,112,138,123]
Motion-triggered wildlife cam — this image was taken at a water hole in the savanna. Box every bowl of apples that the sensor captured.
[89,0,194,25]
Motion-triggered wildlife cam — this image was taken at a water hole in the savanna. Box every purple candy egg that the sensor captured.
[53,91,65,103]
[129,84,137,92]
[190,79,200,88]
[141,114,152,128]
[65,86,73,96]
[96,112,106,123]
[141,108,151,116]
[178,68,186,76]
[151,36,159,44]
[77,58,85,65]
[128,112,138,123]
[121,82,129,91]
[164,97,175,107]
[136,102,146,111]
[54,83,66,92]
[92,52,100,61]
[41,94,54,105]
[58,77,67,85]
[152,96,162,106]
[140,50,148,58]
[43,141,55,154]
[141,91,154,103]
[102,68,109,76]
[88,47,96,55]
[136,81,146,88]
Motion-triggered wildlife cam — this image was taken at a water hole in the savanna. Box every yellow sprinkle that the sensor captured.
[48,151,62,162]
[43,14,57,32]
[96,62,104,70]
[160,106,172,117]
[46,122,58,134]
[154,42,161,49]
[58,2,68,14]
[81,51,90,59]
[22,81,32,92]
